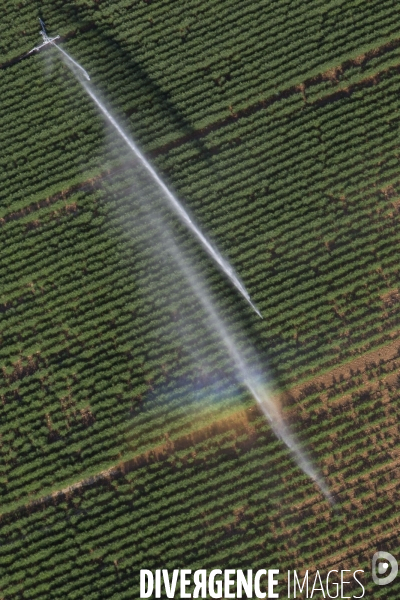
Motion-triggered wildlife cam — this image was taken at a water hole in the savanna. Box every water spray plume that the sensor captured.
[165,234,333,504]
[79,81,260,318]
[30,23,259,316]
[52,45,90,81]
[249,385,334,504]
[39,41,332,503]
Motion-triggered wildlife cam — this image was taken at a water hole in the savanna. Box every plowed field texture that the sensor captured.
[1,0,400,598]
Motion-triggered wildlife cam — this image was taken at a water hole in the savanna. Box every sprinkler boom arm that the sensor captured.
[28,18,60,54]
[27,18,90,81]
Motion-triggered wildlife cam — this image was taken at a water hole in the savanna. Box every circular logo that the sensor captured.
[372,552,398,586]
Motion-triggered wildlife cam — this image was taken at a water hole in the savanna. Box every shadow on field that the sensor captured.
[39,1,220,178]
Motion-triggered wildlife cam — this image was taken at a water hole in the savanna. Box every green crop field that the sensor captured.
[1,0,400,598]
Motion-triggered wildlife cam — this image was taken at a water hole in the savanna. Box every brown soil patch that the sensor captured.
[353,53,367,66]
[381,288,400,307]
[297,82,307,103]
[1,352,42,384]
[0,171,114,227]
[322,65,342,82]
[381,183,397,199]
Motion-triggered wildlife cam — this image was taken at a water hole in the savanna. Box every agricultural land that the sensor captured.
[1,0,400,597]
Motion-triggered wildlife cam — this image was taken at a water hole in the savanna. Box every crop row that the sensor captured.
[56,0,398,128]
